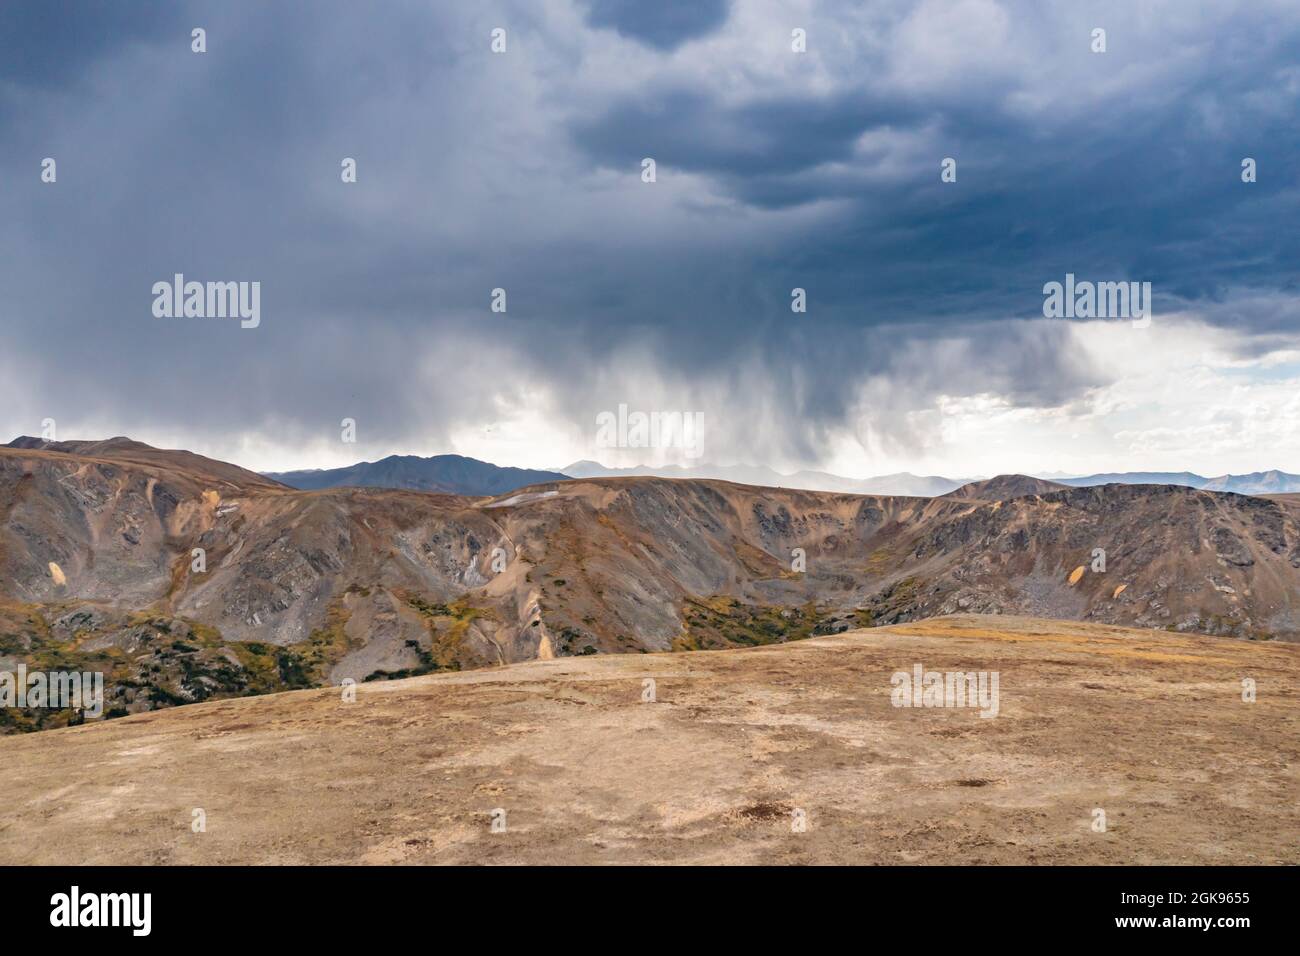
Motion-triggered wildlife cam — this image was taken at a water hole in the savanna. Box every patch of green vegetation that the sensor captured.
[675,596,824,651]
[0,598,371,734]
[555,627,596,655]
[428,600,492,669]
[404,596,497,671]
[408,596,451,618]
[670,631,700,653]
[861,576,927,624]
[243,601,358,691]
[0,707,41,733]
[1174,614,1276,642]
[361,638,442,683]
[863,548,895,575]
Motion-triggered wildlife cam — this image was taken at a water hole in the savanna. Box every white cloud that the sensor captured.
[817,312,1300,478]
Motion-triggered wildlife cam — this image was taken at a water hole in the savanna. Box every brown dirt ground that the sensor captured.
[1,614,1296,865]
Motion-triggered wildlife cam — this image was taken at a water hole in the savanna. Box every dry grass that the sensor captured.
[0,613,1296,865]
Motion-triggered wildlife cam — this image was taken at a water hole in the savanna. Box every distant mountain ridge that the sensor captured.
[559,460,971,497]
[560,460,1300,497]
[10,437,1298,498]
[1200,470,1300,494]
[1056,469,1300,495]
[265,454,568,496]
[1054,471,1207,489]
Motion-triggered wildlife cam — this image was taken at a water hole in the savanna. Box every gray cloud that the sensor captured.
[0,0,1297,473]
[0,0,187,91]
[581,0,730,51]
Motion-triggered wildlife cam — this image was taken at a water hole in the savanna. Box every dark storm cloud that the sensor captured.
[0,0,187,89]
[572,88,923,182]
[570,22,1300,327]
[0,0,1297,469]
[580,0,730,51]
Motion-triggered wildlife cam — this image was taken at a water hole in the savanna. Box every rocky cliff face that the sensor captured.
[4,440,1300,730]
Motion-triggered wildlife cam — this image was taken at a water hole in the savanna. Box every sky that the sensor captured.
[1,0,1298,478]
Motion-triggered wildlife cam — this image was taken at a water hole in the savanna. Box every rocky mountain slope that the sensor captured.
[4,438,1300,730]
[4,436,285,491]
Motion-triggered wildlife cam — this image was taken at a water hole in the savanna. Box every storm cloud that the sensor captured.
[0,0,1297,474]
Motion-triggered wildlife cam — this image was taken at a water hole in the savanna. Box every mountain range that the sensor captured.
[266,455,566,496]
[5,436,1300,732]
[559,460,970,496]
[21,437,1284,502]
[564,460,1300,497]
[1053,470,1300,493]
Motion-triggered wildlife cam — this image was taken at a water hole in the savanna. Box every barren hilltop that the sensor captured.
[4,437,1300,728]
[1,615,1295,865]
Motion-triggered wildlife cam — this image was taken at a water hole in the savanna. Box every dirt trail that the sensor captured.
[0,614,1296,865]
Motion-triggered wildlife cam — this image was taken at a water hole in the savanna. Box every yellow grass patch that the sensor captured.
[886,621,1239,665]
